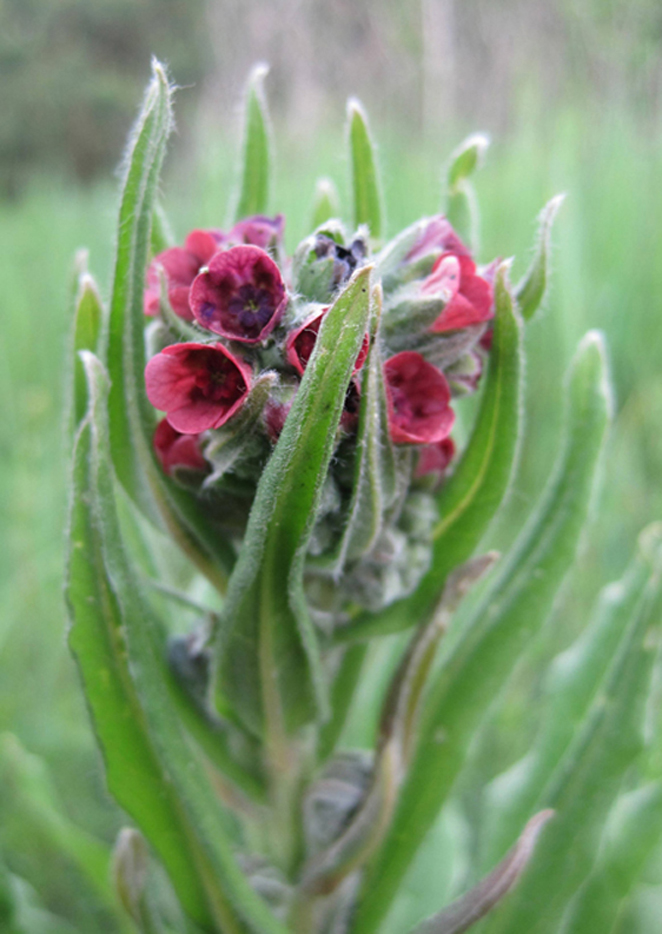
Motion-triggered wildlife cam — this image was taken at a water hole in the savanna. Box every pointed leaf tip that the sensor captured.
[235,63,272,221]
[347,99,384,240]
[411,810,554,934]
[447,133,490,190]
[515,194,565,321]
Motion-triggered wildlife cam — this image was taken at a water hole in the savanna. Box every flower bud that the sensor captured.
[293,228,368,303]
[303,751,374,856]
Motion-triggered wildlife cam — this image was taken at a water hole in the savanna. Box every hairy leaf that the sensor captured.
[347,99,383,240]
[338,261,521,643]
[352,330,611,934]
[105,59,234,590]
[483,524,662,934]
[515,195,565,321]
[66,352,287,934]
[235,64,271,221]
[214,267,373,740]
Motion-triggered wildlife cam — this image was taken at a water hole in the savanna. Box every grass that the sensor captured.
[1,97,662,924]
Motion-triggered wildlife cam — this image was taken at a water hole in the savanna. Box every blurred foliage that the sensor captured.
[0,0,211,195]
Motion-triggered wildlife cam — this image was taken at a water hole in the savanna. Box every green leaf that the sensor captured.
[515,195,565,321]
[214,267,373,740]
[446,133,490,193]
[310,177,340,230]
[234,64,271,221]
[351,330,612,934]
[317,643,368,762]
[72,268,103,428]
[0,734,114,911]
[445,134,489,252]
[326,287,397,569]
[150,201,174,256]
[483,524,662,934]
[337,261,522,643]
[481,529,658,871]
[347,99,384,241]
[66,353,288,934]
[105,60,234,591]
[563,782,662,934]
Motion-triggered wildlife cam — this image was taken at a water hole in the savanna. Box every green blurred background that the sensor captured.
[2,0,662,928]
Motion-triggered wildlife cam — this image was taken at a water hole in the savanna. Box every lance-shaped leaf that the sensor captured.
[481,531,657,870]
[563,782,662,934]
[311,177,340,230]
[445,133,489,253]
[352,331,611,934]
[410,811,554,934]
[347,99,384,240]
[71,266,103,428]
[66,353,288,934]
[482,524,662,934]
[515,195,565,321]
[214,267,373,739]
[105,60,234,590]
[337,262,521,643]
[317,643,368,762]
[150,201,174,256]
[234,64,271,221]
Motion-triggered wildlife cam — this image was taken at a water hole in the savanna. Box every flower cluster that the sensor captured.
[144,213,495,616]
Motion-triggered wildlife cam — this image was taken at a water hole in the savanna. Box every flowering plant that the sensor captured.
[61,61,662,934]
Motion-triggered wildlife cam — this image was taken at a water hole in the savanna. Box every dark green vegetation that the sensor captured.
[2,93,662,930]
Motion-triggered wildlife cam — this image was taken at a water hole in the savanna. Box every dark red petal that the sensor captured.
[145,341,252,434]
[384,351,455,445]
[190,245,287,343]
[229,214,285,249]
[153,419,207,474]
[415,436,456,478]
[184,229,225,265]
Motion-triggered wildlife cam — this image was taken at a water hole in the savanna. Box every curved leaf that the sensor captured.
[337,261,522,643]
[483,524,662,934]
[66,353,287,934]
[481,529,658,870]
[515,194,565,321]
[352,330,612,934]
[105,59,234,591]
[214,267,373,740]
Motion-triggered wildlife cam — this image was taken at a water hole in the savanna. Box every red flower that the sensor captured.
[384,352,455,445]
[415,436,456,479]
[190,245,287,343]
[145,342,252,433]
[406,215,471,264]
[144,229,224,320]
[229,214,284,250]
[285,308,370,376]
[153,419,208,475]
[422,253,493,333]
